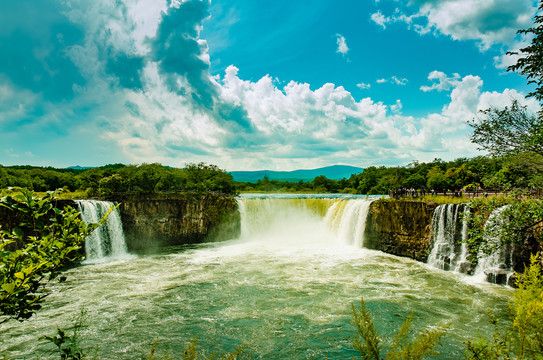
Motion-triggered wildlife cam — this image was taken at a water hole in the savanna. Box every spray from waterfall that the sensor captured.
[76,200,130,262]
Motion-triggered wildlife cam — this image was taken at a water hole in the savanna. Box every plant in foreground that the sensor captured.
[465,253,543,360]
[352,297,449,360]
[147,336,246,360]
[0,188,106,322]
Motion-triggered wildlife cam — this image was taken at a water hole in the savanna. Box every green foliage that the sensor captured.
[468,101,543,159]
[512,254,543,358]
[147,336,246,360]
[41,308,90,360]
[0,163,238,196]
[465,196,543,260]
[0,188,102,321]
[352,298,449,360]
[465,254,543,359]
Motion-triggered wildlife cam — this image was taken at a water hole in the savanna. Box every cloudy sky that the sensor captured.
[0,0,540,171]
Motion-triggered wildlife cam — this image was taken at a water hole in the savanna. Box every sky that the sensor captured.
[0,0,541,171]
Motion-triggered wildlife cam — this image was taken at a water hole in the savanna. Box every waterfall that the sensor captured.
[76,200,129,262]
[324,199,373,247]
[236,195,374,248]
[427,204,472,273]
[473,206,514,284]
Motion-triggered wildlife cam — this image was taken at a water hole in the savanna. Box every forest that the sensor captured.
[1,151,541,197]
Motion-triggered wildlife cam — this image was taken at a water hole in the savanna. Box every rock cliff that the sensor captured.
[110,193,240,252]
[364,199,438,262]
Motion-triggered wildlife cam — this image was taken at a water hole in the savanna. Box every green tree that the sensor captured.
[426,167,450,191]
[468,101,543,158]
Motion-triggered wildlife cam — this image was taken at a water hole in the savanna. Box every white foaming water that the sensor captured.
[325,198,373,247]
[76,200,130,263]
[427,203,471,273]
[473,206,514,284]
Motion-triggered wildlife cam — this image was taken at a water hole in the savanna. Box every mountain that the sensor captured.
[229,165,364,183]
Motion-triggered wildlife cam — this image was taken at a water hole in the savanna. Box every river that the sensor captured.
[0,194,511,359]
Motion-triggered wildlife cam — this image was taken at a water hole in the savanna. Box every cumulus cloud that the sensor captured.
[357,82,371,89]
[336,34,349,55]
[372,0,537,58]
[420,71,461,92]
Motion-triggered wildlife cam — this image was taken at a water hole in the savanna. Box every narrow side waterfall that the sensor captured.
[237,195,374,248]
[473,206,514,284]
[427,203,472,273]
[76,200,129,262]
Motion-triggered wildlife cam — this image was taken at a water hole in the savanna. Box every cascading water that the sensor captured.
[75,200,129,262]
[473,206,514,284]
[325,198,373,247]
[237,194,374,247]
[427,203,473,273]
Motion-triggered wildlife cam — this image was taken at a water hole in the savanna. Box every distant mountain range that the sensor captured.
[229,165,364,183]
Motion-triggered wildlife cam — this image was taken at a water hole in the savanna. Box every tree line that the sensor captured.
[235,153,543,195]
[1,151,542,196]
[0,163,237,196]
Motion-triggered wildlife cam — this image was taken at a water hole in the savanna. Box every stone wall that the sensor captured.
[110,193,240,252]
[364,200,438,262]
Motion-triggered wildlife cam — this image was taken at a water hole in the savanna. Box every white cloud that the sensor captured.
[390,99,403,113]
[420,71,461,92]
[357,82,371,89]
[373,0,538,60]
[376,76,408,86]
[336,34,349,55]
[370,10,389,29]
[391,76,408,85]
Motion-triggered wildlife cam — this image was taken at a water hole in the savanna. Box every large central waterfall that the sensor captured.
[1,194,512,359]
[76,200,130,262]
[237,194,375,248]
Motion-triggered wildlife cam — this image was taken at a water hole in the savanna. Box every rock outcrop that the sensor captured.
[110,193,240,252]
[364,199,438,262]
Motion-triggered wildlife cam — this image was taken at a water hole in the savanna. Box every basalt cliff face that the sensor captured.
[110,193,240,252]
[364,200,438,262]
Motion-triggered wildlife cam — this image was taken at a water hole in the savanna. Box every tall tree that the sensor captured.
[507,0,543,102]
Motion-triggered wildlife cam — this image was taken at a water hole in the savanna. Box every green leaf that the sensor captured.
[14,272,24,280]
[1,283,16,294]
[12,228,24,238]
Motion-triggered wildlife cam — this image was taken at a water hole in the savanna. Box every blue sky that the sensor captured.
[0,0,540,171]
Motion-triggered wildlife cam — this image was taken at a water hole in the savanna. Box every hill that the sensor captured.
[229,165,364,183]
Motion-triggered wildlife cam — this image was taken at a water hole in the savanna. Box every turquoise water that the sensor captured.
[0,196,511,359]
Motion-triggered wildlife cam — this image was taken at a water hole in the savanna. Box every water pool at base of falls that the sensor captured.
[0,195,512,359]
